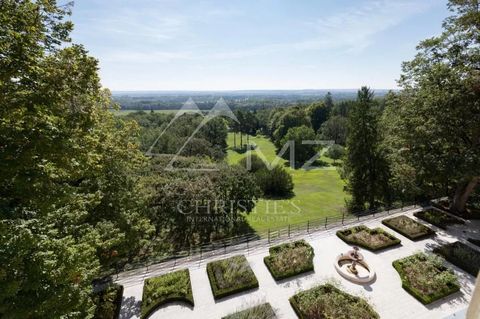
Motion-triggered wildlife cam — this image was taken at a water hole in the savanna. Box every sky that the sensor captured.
[70,0,450,91]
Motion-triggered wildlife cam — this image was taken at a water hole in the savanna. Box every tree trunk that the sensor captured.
[233,132,236,148]
[247,134,249,145]
[240,133,243,148]
[452,177,479,213]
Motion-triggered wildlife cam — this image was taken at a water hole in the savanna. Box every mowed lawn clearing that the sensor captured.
[227,133,349,232]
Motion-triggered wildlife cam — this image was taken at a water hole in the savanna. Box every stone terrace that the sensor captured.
[117,207,480,319]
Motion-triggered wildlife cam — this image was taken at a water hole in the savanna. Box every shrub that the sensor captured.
[207,255,259,300]
[414,209,464,229]
[392,253,460,304]
[93,284,123,319]
[141,269,193,318]
[336,225,400,251]
[222,303,276,319]
[264,240,314,280]
[325,144,345,163]
[433,241,480,277]
[382,215,435,240]
[239,154,267,173]
[289,283,379,319]
[255,166,294,198]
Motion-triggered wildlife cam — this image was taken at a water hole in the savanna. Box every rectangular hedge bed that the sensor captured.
[93,284,123,319]
[207,255,259,300]
[289,284,379,319]
[392,253,460,305]
[413,209,464,229]
[433,200,480,219]
[336,225,401,251]
[222,303,276,319]
[433,241,480,277]
[264,240,314,281]
[141,269,193,319]
[382,215,435,240]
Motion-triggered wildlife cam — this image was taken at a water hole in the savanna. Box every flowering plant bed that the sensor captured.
[222,303,276,319]
[336,225,400,251]
[289,283,379,319]
[392,253,460,304]
[414,209,464,229]
[141,269,193,318]
[433,241,480,277]
[382,215,435,240]
[264,240,314,280]
[207,255,259,300]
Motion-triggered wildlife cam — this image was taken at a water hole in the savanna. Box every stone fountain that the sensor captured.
[334,246,375,284]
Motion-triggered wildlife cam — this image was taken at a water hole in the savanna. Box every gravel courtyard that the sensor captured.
[117,207,479,319]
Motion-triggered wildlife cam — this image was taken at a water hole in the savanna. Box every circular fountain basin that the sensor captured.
[334,254,376,284]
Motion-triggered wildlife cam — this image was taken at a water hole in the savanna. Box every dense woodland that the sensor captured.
[0,0,479,318]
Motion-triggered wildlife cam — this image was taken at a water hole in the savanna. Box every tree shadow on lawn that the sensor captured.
[119,296,141,319]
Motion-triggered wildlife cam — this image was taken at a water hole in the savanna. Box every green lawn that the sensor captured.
[227,133,348,232]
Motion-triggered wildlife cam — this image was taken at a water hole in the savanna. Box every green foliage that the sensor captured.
[343,87,391,211]
[255,166,294,198]
[382,0,480,211]
[264,240,314,280]
[222,303,276,319]
[336,225,400,251]
[93,284,123,319]
[433,241,480,277]
[320,115,348,146]
[239,154,267,173]
[270,107,310,147]
[289,283,379,319]
[307,102,329,132]
[141,269,193,319]
[147,157,261,247]
[325,144,345,163]
[207,255,259,300]
[392,253,460,304]
[413,209,464,229]
[382,215,435,240]
[0,1,153,317]
[280,125,317,166]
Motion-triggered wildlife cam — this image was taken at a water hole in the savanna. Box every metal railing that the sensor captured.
[102,200,424,281]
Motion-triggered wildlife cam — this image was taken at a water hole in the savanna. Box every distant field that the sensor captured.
[110,109,179,116]
[226,133,349,232]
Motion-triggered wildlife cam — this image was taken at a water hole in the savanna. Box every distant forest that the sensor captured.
[112,89,392,110]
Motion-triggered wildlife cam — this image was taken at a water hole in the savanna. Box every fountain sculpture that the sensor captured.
[334,246,376,284]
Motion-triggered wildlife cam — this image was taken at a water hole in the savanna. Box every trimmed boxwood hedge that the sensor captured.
[264,240,314,281]
[392,253,460,305]
[336,225,401,251]
[93,284,124,319]
[382,215,435,240]
[289,284,379,319]
[207,255,259,300]
[222,303,276,319]
[433,241,480,277]
[141,269,194,319]
[413,209,464,229]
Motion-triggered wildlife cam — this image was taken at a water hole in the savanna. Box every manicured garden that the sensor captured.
[264,240,314,280]
[207,255,259,300]
[392,253,460,304]
[433,241,480,277]
[222,303,276,319]
[289,283,379,319]
[382,215,435,240]
[141,269,193,318]
[93,284,123,319]
[413,209,464,229]
[336,225,401,251]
